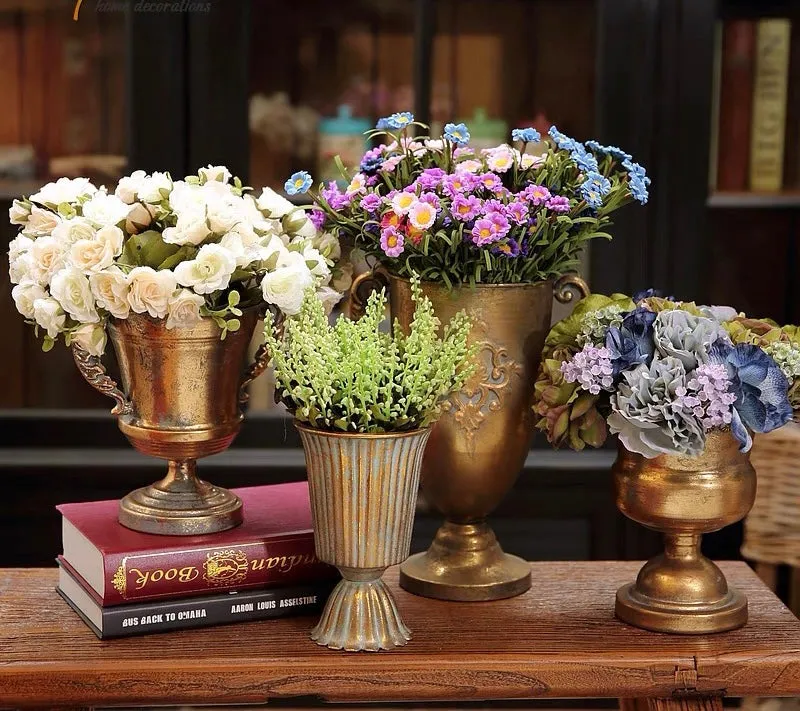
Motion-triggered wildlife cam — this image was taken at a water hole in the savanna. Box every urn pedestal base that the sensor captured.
[118,460,243,536]
[614,534,748,634]
[399,521,531,601]
[311,567,411,652]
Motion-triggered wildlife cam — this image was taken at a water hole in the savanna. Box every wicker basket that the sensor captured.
[742,422,800,567]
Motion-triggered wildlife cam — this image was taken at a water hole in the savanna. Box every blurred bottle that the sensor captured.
[457,107,507,150]
[318,105,370,185]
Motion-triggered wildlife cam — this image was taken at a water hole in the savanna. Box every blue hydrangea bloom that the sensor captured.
[387,112,414,129]
[580,172,611,207]
[708,340,793,451]
[605,307,657,375]
[629,176,649,204]
[444,122,470,145]
[633,288,674,302]
[284,170,312,195]
[512,127,541,143]
[585,140,633,162]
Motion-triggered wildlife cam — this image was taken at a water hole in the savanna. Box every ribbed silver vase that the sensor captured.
[296,424,431,651]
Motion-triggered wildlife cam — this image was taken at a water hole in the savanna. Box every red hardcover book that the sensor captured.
[57,482,335,606]
[716,19,757,191]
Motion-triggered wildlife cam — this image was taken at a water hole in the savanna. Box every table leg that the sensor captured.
[620,697,723,711]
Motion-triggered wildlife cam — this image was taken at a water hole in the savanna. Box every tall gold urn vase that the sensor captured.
[351,272,588,601]
[297,425,431,651]
[72,309,270,536]
[614,430,757,634]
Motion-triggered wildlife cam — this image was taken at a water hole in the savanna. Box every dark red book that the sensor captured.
[57,482,336,606]
[716,19,757,191]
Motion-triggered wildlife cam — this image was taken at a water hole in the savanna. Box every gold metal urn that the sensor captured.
[72,309,270,536]
[350,271,588,601]
[297,424,431,651]
[614,430,757,634]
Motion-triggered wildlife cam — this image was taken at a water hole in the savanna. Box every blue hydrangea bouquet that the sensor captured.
[532,291,800,457]
[284,111,649,287]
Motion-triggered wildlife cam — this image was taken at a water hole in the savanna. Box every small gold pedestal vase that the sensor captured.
[72,309,270,536]
[614,430,757,634]
[297,424,431,651]
[373,274,587,602]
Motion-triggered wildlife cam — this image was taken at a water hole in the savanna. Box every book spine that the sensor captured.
[708,21,723,191]
[716,19,756,191]
[749,18,792,192]
[100,582,333,638]
[103,533,335,606]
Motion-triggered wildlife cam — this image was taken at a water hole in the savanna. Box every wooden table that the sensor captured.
[1,562,799,709]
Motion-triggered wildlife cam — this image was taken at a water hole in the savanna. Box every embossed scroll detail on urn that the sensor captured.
[372,273,589,602]
[614,429,757,634]
[297,424,431,651]
[72,308,270,536]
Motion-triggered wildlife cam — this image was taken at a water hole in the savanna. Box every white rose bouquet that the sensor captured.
[8,167,347,356]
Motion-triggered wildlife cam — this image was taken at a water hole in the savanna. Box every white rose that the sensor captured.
[82,192,132,227]
[199,165,232,183]
[8,234,34,262]
[90,267,130,319]
[168,180,202,213]
[316,286,343,315]
[315,231,341,262]
[125,202,152,233]
[30,236,67,285]
[205,192,244,234]
[52,217,96,245]
[136,171,172,203]
[68,239,114,274]
[9,199,31,225]
[127,266,177,318]
[114,170,147,203]
[22,206,61,237]
[261,258,314,316]
[302,246,331,281]
[33,297,66,338]
[29,177,97,206]
[220,228,272,268]
[71,322,107,356]
[162,210,211,246]
[11,281,48,319]
[166,289,206,330]
[256,187,294,218]
[9,252,34,285]
[50,267,99,323]
[174,243,236,294]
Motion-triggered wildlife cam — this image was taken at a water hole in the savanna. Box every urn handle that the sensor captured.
[239,310,283,406]
[347,268,391,321]
[553,273,590,304]
[71,344,133,417]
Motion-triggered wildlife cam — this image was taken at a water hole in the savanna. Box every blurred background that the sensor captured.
[0,0,799,611]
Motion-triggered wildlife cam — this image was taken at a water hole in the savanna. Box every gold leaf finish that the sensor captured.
[614,430,757,634]
[111,563,127,597]
[71,344,132,417]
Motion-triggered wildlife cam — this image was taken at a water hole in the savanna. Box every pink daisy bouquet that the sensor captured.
[287,112,650,287]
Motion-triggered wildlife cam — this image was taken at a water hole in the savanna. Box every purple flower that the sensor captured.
[442,172,476,197]
[360,193,382,214]
[481,198,504,215]
[450,194,482,221]
[492,238,521,258]
[561,345,615,395]
[380,226,405,257]
[523,184,551,206]
[478,172,503,193]
[309,208,326,229]
[359,146,385,175]
[416,167,447,190]
[675,363,737,430]
[487,211,511,239]
[320,181,351,211]
[506,201,528,225]
[546,195,571,213]
[366,175,378,187]
[471,217,502,246]
[419,192,440,209]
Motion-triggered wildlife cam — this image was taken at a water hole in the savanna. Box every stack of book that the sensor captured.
[56,482,338,639]
[709,17,797,193]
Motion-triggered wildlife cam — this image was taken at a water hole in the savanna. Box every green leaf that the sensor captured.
[121,230,181,269]
[157,245,197,271]
[42,336,54,352]
[228,290,241,307]
[226,318,241,332]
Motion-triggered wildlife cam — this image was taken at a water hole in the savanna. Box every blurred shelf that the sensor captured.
[707,191,800,209]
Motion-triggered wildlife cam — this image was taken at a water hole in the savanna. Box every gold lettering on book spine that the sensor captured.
[203,549,249,586]
[112,561,127,597]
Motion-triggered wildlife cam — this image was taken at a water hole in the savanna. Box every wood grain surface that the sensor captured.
[0,562,798,708]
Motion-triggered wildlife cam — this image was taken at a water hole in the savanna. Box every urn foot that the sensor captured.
[615,536,748,634]
[311,569,410,652]
[399,521,531,601]
[118,460,243,536]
